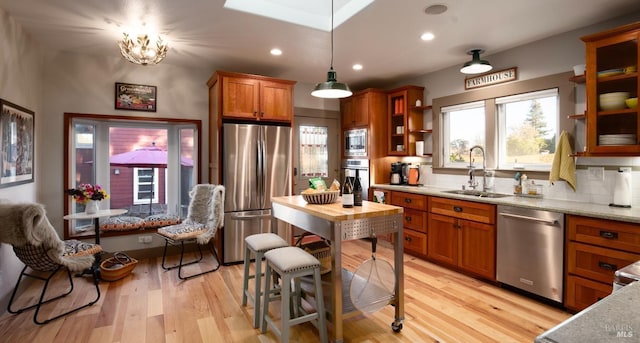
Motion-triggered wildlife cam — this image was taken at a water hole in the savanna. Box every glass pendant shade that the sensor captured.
[118,33,168,65]
[460,49,492,74]
[311,69,352,98]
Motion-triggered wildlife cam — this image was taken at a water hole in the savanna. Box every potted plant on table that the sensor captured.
[67,183,109,214]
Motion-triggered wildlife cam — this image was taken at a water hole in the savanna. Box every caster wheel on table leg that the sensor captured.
[391,321,403,333]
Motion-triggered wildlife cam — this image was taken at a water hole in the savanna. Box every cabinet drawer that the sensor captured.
[403,208,427,233]
[402,229,427,256]
[429,196,495,224]
[567,242,640,284]
[567,215,640,253]
[391,191,428,211]
[565,275,612,312]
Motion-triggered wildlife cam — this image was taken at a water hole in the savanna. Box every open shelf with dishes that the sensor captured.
[387,85,427,156]
[582,22,640,155]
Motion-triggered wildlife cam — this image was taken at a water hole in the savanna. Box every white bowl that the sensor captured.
[599,92,630,111]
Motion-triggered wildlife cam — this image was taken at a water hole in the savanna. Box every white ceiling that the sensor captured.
[1,0,640,90]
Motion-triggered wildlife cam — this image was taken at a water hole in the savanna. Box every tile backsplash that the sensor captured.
[419,156,640,206]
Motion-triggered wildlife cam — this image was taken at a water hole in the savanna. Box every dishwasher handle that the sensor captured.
[498,212,559,226]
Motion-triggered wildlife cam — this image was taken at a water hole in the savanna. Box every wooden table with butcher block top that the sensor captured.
[271,195,404,343]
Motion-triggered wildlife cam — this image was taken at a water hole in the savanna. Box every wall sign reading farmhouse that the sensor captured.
[465,67,518,90]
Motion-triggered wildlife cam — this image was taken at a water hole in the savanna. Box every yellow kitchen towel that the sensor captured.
[549,130,576,191]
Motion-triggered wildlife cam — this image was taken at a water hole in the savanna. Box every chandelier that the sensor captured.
[118,33,168,65]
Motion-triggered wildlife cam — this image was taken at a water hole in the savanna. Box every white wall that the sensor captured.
[0,7,43,313]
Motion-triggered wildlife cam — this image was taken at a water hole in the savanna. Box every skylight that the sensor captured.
[223,0,375,31]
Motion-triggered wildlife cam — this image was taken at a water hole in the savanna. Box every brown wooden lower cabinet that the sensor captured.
[565,274,612,311]
[390,191,429,258]
[458,218,496,279]
[565,215,640,312]
[402,230,427,256]
[428,197,496,281]
[567,242,640,284]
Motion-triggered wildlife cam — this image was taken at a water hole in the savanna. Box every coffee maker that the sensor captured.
[390,162,406,185]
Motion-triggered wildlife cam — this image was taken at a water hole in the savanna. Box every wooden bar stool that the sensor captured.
[242,233,289,328]
[261,246,327,343]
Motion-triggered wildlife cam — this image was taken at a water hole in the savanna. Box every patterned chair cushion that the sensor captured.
[143,214,181,228]
[100,216,145,232]
[157,222,208,241]
[63,239,102,256]
[13,240,101,272]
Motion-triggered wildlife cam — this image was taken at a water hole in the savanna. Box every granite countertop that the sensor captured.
[372,184,640,224]
[535,281,640,343]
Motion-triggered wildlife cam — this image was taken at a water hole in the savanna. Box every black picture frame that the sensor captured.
[115,82,157,112]
[0,99,34,188]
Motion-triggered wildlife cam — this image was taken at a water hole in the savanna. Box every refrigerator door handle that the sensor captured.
[230,213,272,220]
[259,135,267,204]
[256,138,263,205]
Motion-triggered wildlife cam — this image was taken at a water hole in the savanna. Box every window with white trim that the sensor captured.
[133,167,159,204]
[497,88,559,170]
[441,101,485,168]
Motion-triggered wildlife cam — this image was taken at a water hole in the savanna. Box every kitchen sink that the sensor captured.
[441,189,512,198]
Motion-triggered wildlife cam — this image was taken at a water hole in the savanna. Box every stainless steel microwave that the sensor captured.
[344,128,367,157]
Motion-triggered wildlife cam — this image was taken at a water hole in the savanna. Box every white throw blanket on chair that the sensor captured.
[0,203,95,271]
[183,184,225,244]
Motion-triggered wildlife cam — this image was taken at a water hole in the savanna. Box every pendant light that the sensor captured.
[460,48,493,74]
[311,0,352,99]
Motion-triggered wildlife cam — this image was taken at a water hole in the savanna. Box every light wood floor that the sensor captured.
[0,239,570,342]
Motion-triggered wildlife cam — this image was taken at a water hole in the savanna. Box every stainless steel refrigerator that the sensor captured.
[222,123,292,264]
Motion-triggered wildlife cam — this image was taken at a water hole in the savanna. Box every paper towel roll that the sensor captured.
[416,141,424,156]
[613,169,632,207]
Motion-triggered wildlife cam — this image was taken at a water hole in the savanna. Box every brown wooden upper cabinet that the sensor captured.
[341,92,370,128]
[582,22,640,155]
[209,71,296,123]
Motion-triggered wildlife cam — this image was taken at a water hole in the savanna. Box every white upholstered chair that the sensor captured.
[0,203,102,325]
[156,184,224,280]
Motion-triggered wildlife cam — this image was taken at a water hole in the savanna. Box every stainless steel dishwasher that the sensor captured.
[497,205,564,303]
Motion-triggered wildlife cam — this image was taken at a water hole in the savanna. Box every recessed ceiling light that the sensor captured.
[270,48,282,56]
[421,32,435,41]
[352,64,363,71]
[424,4,448,15]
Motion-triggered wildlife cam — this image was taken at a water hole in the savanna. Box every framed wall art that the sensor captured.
[115,82,157,112]
[0,99,34,188]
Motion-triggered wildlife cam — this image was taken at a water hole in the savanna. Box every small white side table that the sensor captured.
[63,209,127,244]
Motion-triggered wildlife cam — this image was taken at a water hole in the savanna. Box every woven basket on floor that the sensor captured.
[295,234,332,275]
[100,252,138,282]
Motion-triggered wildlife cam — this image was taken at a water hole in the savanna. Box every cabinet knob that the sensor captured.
[405,236,412,242]
[404,198,412,203]
[405,216,412,222]
[453,206,463,212]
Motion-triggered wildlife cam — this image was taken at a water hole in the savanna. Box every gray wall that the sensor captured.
[0,7,43,312]
[40,50,210,246]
